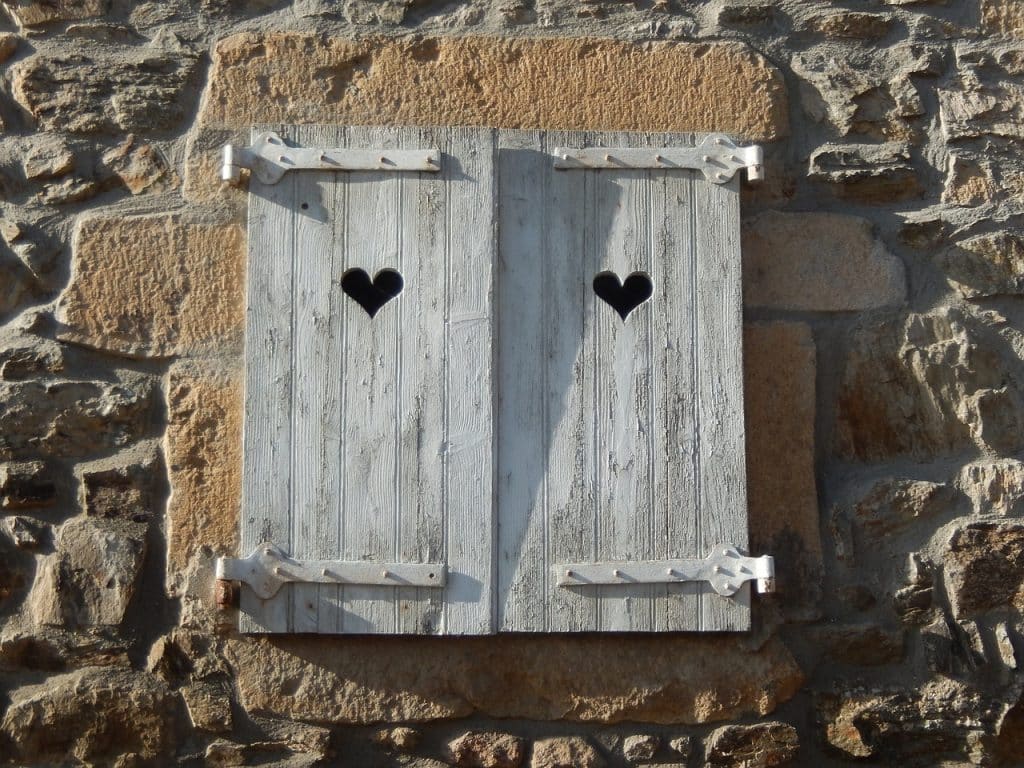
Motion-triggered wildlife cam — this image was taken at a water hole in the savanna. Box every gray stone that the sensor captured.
[0,379,155,460]
[0,667,175,765]
[0,32,17,62]
[11,36,201,134]
[704,722,798,766]
[0,460,55,509]
[447,730,526,767]
[0,334,64,381]
[29,516,146,628]
[2,515,48,549]
[809,142,921,201]
[847,477,954,539]
[181,680,233,733]
[530,737,605,768]
[835,309,1020,460]
[22,137,75,180]
[938,232,1024,298]
[80,452,161,523]
[815,623,904,666]
[742,211,906,311]
[667,736,692,758]
[944,522,1024,619]
[376,726,421,752]
[38,176,100,205]
[621,733,659,762]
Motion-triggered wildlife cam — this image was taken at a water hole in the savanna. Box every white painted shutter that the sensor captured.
[235,127,753,634]
[495,131,750,632]
[240,126,496,634]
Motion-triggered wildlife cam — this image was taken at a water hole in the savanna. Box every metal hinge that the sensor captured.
[221,131,442,185]
[215,543,447,600]
[553,133,763,184]
[555,545,775,596]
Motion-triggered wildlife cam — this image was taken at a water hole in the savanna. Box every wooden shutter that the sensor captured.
[495,131,750,632]
[240,126,496,634]
[234,127,755,634]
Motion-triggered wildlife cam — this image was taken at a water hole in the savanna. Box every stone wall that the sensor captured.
[0,0,1022,765]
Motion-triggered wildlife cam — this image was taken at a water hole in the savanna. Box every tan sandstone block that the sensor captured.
[983,0,1024,37]
[57,214,245,357]
[742,211,906,311]
[745,322,820,616]
[3,0,107,27]
[165,358,242,595]
[224,634,803,725]
[186,34,788,202]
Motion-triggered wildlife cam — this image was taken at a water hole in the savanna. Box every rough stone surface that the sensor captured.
[835,309,1021,460]
[0,667,175,764]
[809,142,921,201]
[446,731,526,767]
[0,378,155,460]
[11,37,201,133]
[224,635,803,725]
[744,322,820,617]
[2,0,108,27]
[29,516,147,628]
[958,459,1024,517]
[199,35,788,141]
[944,522,1024,619]
[530,737,604,768]
[704,722,799,767]
[80,450,161,523]
[983,0,1024,37]
[621,733,659,762]
[165,357,242,593]
[847,477,954,540]
[57,214,245,357]
[937,232,1024,299]
[742,211,906,311]
[181,680,233,733]
[98,135,178,195]
[0,460,55,509]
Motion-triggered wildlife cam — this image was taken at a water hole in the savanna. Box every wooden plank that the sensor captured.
[444,126,496,635]
[396,125,446,635]
[659,134,702,631]
[338,124,404,634]
[240,124,296,633]
[590,131,656,632]
[543,130,594,633]
[694,172,750,631]
[288,124,342,633]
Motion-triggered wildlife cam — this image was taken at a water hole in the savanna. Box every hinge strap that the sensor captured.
[553,133,763,184]
[221,131,442,185]
[216,543,447,599]
[555,545,775,596]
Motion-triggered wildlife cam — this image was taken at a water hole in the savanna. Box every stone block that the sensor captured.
[937,232,1024,298]
[0,667,175,764]
[2,0,108,27]
[744,323,820,617]
[223,634,803,725]
[0,460,55,509]
[846,477,954,540]
[835,309,1019,460]
[29,517,146,628]
[742,212,906,311]
[11,36,201,134]
[808,142,921,201]
[0,378,155,460]
[958,459,1024,517]
[186,34,789,201]
[982,0,1024,37]
[165,358,242,595]
[181,680,233,733]
[79,449,161,523]
[446,731,526,768]
[531,737,604,768]
[704,722,798,767]
[57,214,245,357]
[944,521,1024,618]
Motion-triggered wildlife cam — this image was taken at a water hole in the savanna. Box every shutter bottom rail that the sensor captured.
[216,543,447,600]
[554,546,775,596]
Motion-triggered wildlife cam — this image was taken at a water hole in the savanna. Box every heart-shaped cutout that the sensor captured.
[593,271,653,321]
[341,268,404,318]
